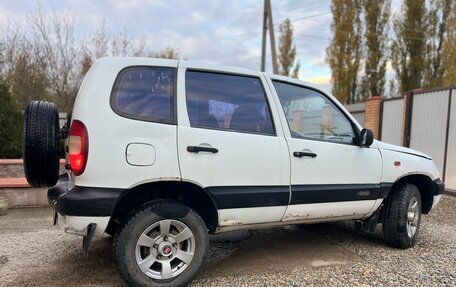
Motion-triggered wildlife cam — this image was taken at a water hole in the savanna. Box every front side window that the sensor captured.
[273,81,355,144]
[186,71,275,135]
[111,67,175,124]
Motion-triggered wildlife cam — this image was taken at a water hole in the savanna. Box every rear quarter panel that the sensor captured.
[71,58,181,189]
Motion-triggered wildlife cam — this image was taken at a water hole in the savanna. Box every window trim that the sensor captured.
[110,66,177,125]
[272,79,361,146]
[185,69,277,137]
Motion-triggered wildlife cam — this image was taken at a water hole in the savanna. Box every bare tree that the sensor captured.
[0,23,23,76]
[112,27,146,57]
[152,47,180,59]
[26,6,82,110]
[91,18,110,59]
[83,20,150,63]
[0,5,184,112]
[10,51,48,108]
[0,20,50,109]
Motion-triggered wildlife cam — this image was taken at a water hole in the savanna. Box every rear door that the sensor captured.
[177,63,290,227]
[267,78,383,222]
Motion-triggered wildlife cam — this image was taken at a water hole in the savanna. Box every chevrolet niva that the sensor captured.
[23,57,444,287]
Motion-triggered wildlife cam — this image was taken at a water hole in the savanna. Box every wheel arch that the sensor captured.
[107,181,219,234]
[387,174,435,214]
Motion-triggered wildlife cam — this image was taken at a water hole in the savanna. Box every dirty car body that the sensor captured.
[24,57,444,287]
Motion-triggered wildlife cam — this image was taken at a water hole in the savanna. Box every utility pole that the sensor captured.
[261,0,267,72]
[260,0,278,74]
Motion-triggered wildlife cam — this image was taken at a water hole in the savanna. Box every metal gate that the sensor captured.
[346,87,455,191]
[345,102,365,126]
[408,88,454,190]
[380,98,403,145]
[443,89,455,191]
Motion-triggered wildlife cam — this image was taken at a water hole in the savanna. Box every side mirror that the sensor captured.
[359,128,374,147]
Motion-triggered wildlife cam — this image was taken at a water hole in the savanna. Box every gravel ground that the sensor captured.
[0,195,455,287]
[193,195,456,287]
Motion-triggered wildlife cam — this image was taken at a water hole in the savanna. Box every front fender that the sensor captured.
[379,149,440,183]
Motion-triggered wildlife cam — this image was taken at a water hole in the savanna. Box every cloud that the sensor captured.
[0,0,333,85]
[305,75,331,85]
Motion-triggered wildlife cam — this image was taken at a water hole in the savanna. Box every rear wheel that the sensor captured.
[114,201,208,287]
[383,183,422,248]
[23,101,61,187]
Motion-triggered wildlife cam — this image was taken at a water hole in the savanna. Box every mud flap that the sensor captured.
[82,223,97,258]
[355,211,379,233]
[53,211,58,226]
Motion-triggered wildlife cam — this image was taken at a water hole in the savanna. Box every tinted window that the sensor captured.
[186,71,275,135]
[273,81,355,144]
[111,67,175,123]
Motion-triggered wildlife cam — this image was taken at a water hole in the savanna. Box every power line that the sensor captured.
[284,0,323,11]
[321,17,428,34]
[295,34,329,41]
[292,11,332,22]
[274,11,331,26]
[274,1,328,18]
[294,29,428,42]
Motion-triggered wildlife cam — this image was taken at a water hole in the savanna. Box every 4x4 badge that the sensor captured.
[357,190,371,197]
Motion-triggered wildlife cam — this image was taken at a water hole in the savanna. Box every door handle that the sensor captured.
[187,146,219,153]
[293,151,317,158]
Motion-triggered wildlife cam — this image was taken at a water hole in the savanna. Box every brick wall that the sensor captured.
[364,96,384,139]
[0,160,65,208]
[401,93,410,147]
[0,160,26,178]
[0,164,24,178]
[0,159,66,178]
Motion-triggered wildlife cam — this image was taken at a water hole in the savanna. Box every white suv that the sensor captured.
[23,57,444,287]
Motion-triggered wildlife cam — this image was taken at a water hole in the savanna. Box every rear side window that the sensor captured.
[185,71,275,135]
[111,67,175,124]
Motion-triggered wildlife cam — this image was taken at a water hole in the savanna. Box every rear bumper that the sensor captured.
[48,174,125,236]
[48,174,124,216]
[54,213,110,236]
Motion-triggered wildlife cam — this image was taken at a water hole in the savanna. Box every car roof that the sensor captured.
[95,56,329,94]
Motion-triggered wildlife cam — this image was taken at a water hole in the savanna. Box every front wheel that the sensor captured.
[382,183,422,248]
[114,201,208,287]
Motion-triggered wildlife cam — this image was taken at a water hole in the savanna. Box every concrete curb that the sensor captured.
[444,190,456,196]
[0,196,7,215]
[0,159,65,207]
[0,187,48,208]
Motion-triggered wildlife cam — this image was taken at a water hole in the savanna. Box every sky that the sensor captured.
[0,0,402,92]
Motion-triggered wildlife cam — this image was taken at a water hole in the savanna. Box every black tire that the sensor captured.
[23,101,60,187]
[114,201,208,287]
[383,183,422,249]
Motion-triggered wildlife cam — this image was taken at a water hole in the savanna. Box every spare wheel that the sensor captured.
[23,101,61,187]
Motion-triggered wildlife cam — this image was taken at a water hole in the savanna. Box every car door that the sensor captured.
[266,77,383,222]
[177,63,290,227]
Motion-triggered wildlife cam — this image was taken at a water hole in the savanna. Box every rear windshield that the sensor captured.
[110,67,176,124]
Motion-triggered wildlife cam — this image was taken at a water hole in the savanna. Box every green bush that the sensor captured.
[0,81,23,158]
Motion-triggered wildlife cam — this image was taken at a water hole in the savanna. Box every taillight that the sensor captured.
[68,120,89,176]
